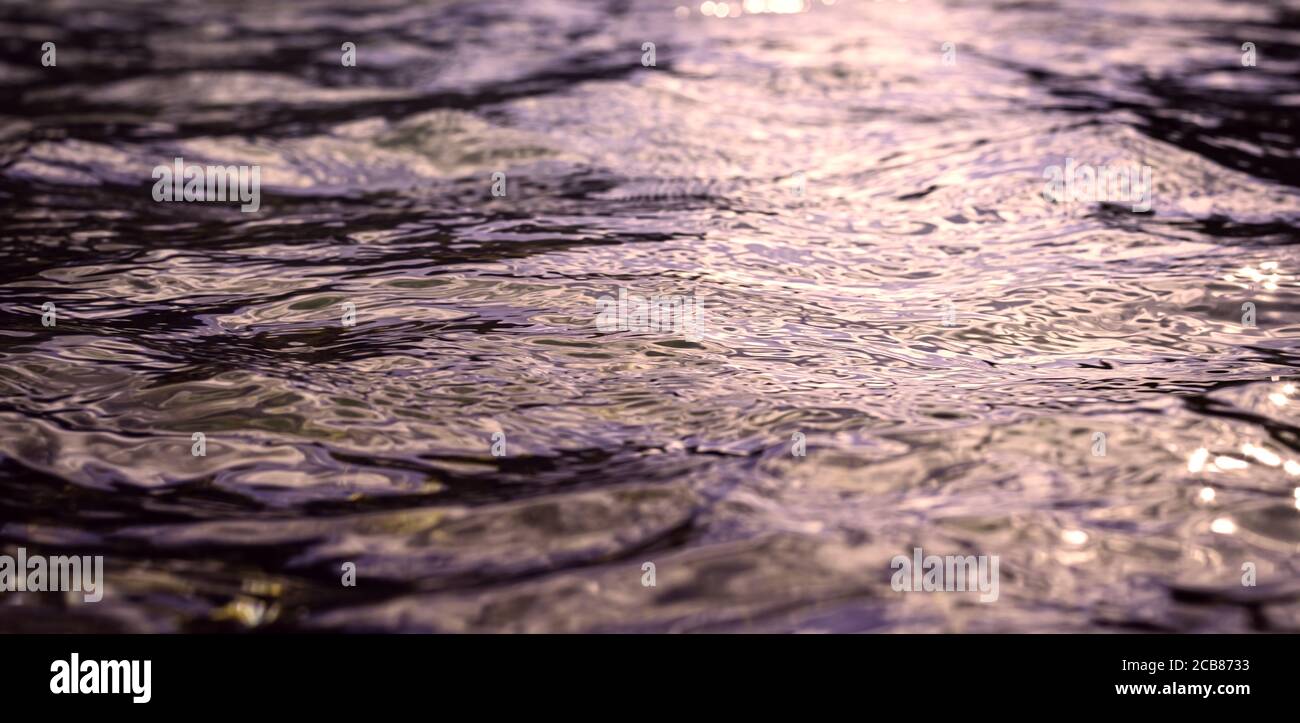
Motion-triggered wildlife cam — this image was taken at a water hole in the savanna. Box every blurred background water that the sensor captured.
[1,0,1299,632]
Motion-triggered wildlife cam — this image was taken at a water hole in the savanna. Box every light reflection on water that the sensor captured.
[0,0,1299,632]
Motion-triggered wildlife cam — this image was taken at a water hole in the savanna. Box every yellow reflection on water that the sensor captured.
[1210,518,1237,535]
[1226,263,1282,290]
[699,0,810,17]
[1241,442,1281,466]
[1213,455,1247,471]
[1061,529,1088,546]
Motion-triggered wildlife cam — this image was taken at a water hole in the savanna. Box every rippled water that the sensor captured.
[2,0,1299,632]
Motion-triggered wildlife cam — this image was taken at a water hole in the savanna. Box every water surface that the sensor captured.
[1,0,1299,632]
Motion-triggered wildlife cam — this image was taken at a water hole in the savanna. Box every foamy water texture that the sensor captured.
[1,0,1299,632]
